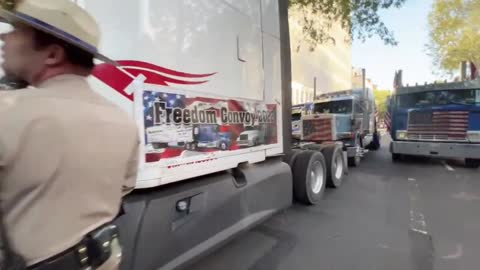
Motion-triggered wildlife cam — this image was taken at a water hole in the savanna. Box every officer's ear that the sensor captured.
[44,44,67,67]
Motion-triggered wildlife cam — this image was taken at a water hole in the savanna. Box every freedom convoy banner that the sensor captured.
[139,89,278,163]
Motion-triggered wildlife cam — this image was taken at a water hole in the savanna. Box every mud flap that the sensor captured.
[343,151,349,175]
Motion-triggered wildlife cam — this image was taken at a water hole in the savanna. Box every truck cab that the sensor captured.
[297,88,379,166]
[310,95,355,140]
[389,79,480,168]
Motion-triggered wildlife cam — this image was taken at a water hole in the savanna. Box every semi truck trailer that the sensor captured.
[72,0,348,269]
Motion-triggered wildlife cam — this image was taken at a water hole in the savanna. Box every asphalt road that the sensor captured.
[187,135,480,270]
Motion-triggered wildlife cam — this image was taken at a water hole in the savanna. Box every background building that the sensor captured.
[351,67,378,91]
[289,9,352,105]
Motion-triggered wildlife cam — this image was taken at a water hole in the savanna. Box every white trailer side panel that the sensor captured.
[77,0,283,188]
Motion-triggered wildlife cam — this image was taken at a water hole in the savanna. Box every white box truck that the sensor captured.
[72,0,348,269]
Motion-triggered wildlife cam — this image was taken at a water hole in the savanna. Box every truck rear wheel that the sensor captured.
[283,149,302,167]
[465,158,480,168]
[186,142,198,151]
[292,150,326,205]
[348,155,360,167]
[152,143,168,149]
[220,142,228,150]
[322,145,344,188]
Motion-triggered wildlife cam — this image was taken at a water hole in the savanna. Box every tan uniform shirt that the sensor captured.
[0,74,139,266]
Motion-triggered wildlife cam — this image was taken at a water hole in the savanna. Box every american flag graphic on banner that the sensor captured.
[142,90,278,163]
[92,60,278,164]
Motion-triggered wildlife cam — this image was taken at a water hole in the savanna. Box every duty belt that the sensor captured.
[28,223,120,270]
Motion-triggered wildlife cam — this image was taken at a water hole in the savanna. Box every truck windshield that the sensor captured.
[396,89,480,107]
[313,100,353,114]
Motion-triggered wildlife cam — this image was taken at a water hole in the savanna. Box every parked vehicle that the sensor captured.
[77,1,347,269]
[146,125,193,150]
[186,124,232,151]
[295,88,380,166]
[237,125,267,147]
[389,78,480,168]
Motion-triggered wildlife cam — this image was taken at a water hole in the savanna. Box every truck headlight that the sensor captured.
[396,130,408,140]
[467,131,480,142]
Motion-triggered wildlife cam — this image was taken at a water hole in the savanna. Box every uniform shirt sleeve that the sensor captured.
[0,138,6,168]
[0,94,20,169]
[122,137,140,196]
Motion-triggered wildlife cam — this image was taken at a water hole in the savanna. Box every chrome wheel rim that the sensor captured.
[310,161,324,194]
[334,154,344,180]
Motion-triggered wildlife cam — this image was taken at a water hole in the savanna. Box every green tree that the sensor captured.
[427,0,480,72]
[289,0,408,50]
[374,89,391,118]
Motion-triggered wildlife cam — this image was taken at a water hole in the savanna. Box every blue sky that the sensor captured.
[352,0,443,90]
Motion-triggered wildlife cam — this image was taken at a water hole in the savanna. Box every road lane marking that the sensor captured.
[442,161,455,172]
[452,192,480,201]
[442,244,463,260]
[407,177,434,270]
[378,243,390,249]
[408,178,429,234]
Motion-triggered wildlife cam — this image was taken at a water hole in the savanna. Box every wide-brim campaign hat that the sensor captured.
[0,0,116,65]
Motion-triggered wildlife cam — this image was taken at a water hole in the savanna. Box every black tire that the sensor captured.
[366,131,381,151]
[392,153,401,162]
[220,142,228,151]
[321,145,345,188]
[465,158,480,168]
[348,155,360,167]
[190,143,197,151]
[292,150,327,205]
[152,143,168,149]
[283,149,302,168]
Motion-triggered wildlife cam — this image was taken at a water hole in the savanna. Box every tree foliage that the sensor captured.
[427,0,480,72]
[288,0,407,49]
[373,89,391,118]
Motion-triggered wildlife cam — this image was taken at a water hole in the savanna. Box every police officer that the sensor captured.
[0,0,139,269]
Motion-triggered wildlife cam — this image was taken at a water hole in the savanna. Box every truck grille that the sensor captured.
[302,118,333,141]
[407,111,469,141]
